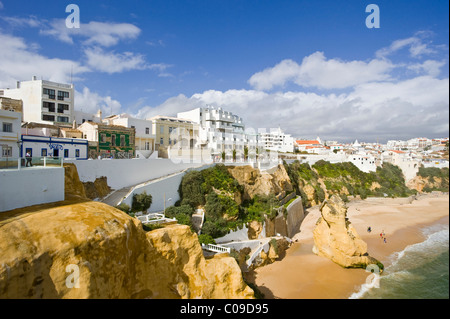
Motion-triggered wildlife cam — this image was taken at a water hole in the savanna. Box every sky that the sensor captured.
[0,0,448,143]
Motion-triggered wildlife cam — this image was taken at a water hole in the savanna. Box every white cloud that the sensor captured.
[41,19,141,47]
[0,1,4,10]
[1,15,42,28]
[138,74,449,142]
[84,47,148,74]
[248,52,394,90]
[75,87,122,115]
[376,32,437,59]
[0,32,90,88]
[408,60,446,77]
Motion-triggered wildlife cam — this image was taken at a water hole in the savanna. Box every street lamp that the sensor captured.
[17,139,23,169]
[163,193,172,217]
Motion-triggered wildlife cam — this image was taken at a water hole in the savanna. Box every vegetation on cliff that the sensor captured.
[176,165,281,240]
[417,167,449,192]
[284,160,416,207]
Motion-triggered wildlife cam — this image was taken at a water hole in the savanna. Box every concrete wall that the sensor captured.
[285,196,304,238]
[0,167,64,212]
[119,163,215,213]
[65,158,207,190]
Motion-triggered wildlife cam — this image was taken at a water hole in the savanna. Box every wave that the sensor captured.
[349,224,449,299]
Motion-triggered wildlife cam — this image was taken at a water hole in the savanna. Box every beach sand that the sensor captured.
[249,193,449,299]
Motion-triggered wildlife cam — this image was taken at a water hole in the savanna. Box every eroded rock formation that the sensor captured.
[312,195,382,270]
[0,202,254,299]
[227,164,293,201]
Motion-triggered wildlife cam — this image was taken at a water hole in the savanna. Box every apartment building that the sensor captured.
[0,76,74,126]
[259,127,294,153]
[177,106,248,161]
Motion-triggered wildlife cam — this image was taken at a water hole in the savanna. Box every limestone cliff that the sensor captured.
[312,195,382,270]
[0,201,254,299]
[407,175,448,193]
[227,164,293,201]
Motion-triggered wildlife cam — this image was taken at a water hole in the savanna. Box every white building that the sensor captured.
[1,77,74,126]
[347,153,377,173]
[21,134,88,160]
[177,106,249,161]
[0,109,22,164]
[74,109,103,126]
[259,127,294,153]
[381,150,420,182]
[103,113,156,158]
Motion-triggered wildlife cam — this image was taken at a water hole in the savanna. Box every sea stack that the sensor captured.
[312,195,383,271]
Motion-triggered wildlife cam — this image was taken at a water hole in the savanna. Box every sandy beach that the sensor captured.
[250,193,449,299]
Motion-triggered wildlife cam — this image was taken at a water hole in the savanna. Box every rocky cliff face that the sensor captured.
[227,164,293,201]
[0,201,253,299]
[407,175,446,193]
[312,195,382,270]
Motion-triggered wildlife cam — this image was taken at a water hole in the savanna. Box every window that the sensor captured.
[2,122,12,133]
[43,88,55,99]
[57,116,69,123]
[101,134,106,143]
[64,149,69,158]
[2,146,12,157]
[111,134,116,146]
[58,104,69,113]
[145,141,150,150]
[169,127,173,134]
[41,149,47,156]
[160,126,164,134]
[43,102,55,112]
[145,127,150,134]
[57,91,70,101]
[42,114,55,121]
[120,135,125,147]
[160,137,164,145]
[75,149,80,158]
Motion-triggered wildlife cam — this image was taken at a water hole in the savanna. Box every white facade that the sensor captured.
[1,77,74,126]
[177,106,250,160]
[74,109,102,126]
[0,109,22,160]
[347,153,377,173]
[259,127,294,153]
[381,150,420,182]
[21,135,88,160]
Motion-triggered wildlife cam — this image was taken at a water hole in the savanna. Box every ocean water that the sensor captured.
[350,223,449,299]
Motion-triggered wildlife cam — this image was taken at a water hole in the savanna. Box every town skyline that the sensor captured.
[0,0,448,143]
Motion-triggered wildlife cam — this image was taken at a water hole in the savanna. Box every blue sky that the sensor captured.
[0,0,448,142]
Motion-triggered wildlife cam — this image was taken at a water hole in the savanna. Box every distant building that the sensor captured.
[0,96,23,113]
[78,121,135,159]
[347,153,377,173]
[177,106,251,161]
[0,109,22,165]
[21,134,88,160]
[148,115,198,158]
[259,127,294,153]
[103,113,156,159]
[1,77,74,126]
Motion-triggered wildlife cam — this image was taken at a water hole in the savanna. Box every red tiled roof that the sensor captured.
[296,140,320,145]
[390,150,405,154]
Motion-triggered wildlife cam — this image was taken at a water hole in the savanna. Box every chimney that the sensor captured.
[97,109,102,122]
[17,81,21,89]
[32,76,37,81]
[72,119,77,129]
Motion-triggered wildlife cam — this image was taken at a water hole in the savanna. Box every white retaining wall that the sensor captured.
[0,167,64,212]
[66,158,206,189]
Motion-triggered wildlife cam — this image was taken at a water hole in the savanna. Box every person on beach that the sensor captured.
[367,226,372,233]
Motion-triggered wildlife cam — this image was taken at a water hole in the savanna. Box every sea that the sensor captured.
[350,222,449,299]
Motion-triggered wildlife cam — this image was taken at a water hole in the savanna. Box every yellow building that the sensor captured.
[148,115,198,158]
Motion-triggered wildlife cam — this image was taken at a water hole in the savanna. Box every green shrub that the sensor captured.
[115,203,131,214]
[131,192,152,212]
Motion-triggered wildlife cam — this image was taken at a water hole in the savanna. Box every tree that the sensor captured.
[244,146,249,161]
[232,149,237,162]
[131,191,152,212]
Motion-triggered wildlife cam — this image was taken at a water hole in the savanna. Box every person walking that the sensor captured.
[25,151,33,167]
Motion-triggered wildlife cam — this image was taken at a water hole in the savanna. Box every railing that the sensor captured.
[201,243,231,254]
[137,213,176,225]
[0,156,63,170]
